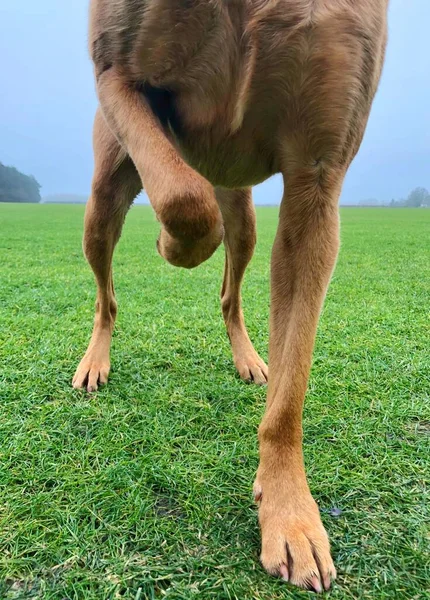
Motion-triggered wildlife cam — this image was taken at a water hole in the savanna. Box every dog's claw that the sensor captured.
[310,575,323,594]
[323,573,333,591]
[253,484,263,503]
[279,563,289,582]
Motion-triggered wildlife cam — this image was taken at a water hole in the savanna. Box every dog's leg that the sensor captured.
[95,68,223,268]
[255,166,343,592]
[216,188,268,384]
[73,109,141,392]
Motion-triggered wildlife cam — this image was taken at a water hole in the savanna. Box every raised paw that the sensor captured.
[72,353,110,393]
[255,483,336,593]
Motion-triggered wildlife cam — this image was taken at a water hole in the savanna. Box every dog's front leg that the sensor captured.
[95,68,223,268]
[255,167,343,592]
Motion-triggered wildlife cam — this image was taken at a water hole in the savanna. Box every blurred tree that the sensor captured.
[405,187,430,207]
[389,188,430,207]
[0,162,41,203]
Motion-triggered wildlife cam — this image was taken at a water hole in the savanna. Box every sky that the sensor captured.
[0,0,429,205]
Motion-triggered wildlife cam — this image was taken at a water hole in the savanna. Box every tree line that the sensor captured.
[389,187,430,208]
[359,187,430,207]
[0,162,41,203]
[0,161,429,207]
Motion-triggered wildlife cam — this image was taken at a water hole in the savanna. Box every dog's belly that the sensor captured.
[174,130,278,189]
[164,91,279,189]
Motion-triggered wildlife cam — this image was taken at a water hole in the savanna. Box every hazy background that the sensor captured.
[0,0,429,205]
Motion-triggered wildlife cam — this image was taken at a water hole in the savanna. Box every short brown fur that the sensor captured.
[74,0,389,592]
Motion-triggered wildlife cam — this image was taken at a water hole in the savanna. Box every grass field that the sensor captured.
[0,204,429,600]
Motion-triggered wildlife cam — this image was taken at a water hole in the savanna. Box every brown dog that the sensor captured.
[73,0,389,592]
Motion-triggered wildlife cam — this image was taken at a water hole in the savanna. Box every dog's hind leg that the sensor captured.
[216,188,268,384]
[73,109,142,392]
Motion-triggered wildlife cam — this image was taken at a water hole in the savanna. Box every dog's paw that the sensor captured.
[255,481,336,593]
[234,352,268,385]
[72,355,110,393]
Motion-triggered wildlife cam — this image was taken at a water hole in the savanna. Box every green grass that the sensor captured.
[0,204,428,600]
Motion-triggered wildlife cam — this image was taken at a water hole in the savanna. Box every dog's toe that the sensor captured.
[251,364,268,385]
